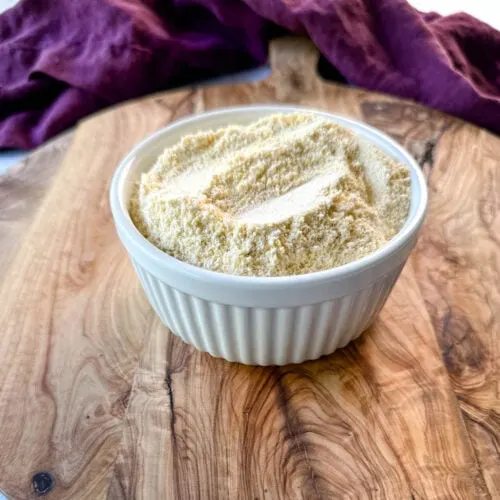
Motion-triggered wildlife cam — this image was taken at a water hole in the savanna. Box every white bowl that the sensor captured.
[110,105,427,365]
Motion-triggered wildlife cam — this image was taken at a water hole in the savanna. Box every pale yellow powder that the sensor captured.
[130,112,410,276]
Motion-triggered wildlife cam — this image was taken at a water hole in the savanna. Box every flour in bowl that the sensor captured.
[130,112,410,276]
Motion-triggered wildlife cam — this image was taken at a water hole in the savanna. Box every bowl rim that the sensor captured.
[110,104,428,288]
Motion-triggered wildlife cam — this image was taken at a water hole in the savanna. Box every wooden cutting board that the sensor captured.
[0,37,498,500]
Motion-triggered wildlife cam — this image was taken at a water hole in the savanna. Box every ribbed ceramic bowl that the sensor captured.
[110,105,427,365]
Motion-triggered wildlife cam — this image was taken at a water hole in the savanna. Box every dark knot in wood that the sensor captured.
[32,471,55,496]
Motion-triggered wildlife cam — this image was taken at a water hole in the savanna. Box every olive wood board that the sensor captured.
[0,37,498,499]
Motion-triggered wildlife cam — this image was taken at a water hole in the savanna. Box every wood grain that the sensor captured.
[109,266,485,499]
[0,91,195,499]
[413,124,500,497]
[0,37,498,499]
[0,133,71,281]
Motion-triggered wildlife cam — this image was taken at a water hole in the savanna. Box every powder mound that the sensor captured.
[130,112,410,276]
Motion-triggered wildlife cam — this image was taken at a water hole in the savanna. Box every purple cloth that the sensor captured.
[0,0,499,149]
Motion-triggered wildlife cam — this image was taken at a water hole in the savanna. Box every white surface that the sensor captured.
[0,0,19,14]
[0,150,26,174]
[409,0,500,29]
[109,105,428,365]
